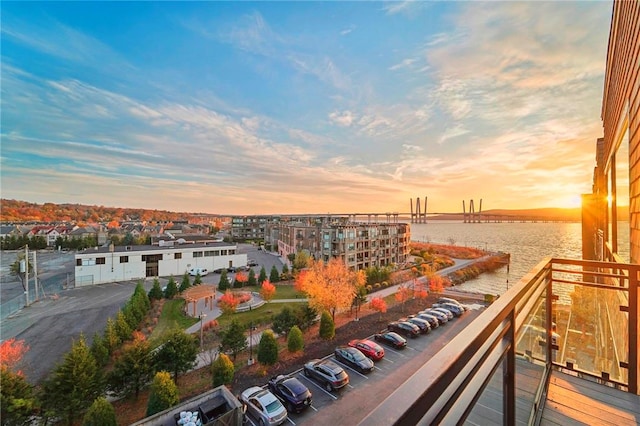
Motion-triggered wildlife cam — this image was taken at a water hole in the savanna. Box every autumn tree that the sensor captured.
[429,275,448,293]
[296,258,365,321]
[219,320,247,361]
[287,325,304,352]
[414,279,429,300]
[292,251,311,271]
[370,297,387,320]
[179,273,191,293]
[257,330,278,365]
[153,329,198,383]
[107,331,154,399]
[218,290,239,316]
[270,265,280,283]
[218,270,231,291]
[233,271,248,288]
[395,284,412,312]
[352,285,368,319]
[260,280,276,302]
[40,335,104,425]
[146,371,179,417]
[212,353,235,387]
[83,397,117,426]
[319,311,335,340]
[260,266,269,284]
[0,338,36,425]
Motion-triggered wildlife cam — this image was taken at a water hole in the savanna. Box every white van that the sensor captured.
[189,267,209,276]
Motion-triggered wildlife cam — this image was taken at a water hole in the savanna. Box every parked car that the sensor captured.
[189,267,209,276]
[227,266,237,273]
[240,386,288,426]
[411,313,439,329]
[430,307,454,320]
[213,268,225,273]
[267,375,312,413]
[433,302,464,317]
[373,331,407,349]
[303,359,349,392]
[348,339,385,361]
[437,297,467,310]
[334,346,375,374]
[420,309,448,324]
[400,317,431,334]
[388,321,420,338]
[248,259,259,266]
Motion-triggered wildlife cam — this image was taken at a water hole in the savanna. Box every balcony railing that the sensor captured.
[360,257,639,425]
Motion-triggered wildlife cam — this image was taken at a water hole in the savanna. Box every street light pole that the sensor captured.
[248,322,254,365]
[199,313,206,350]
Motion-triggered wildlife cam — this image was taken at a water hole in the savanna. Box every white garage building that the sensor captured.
[74,241,246,286]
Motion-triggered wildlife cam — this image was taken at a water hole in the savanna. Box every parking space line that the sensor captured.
[297,374,338,400]
[245,416,257,426]
[381,357,394,363]
[373,365,384,371]
[309,405,318,412]
[286,416,296,425]
[380,346,403,356]
[331,358,369,379]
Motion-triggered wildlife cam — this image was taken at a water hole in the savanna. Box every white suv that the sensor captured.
[189,267,208,276]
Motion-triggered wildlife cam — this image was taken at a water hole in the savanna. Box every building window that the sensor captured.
[76,259,81,266]
[229,249,235,255]
[120,256,129,263]
[213,250,220,256]
[193,251,203,258]
[96,257,106,265]
[175,253,182,259]
[204,251,214,257]
[221,250,228,255]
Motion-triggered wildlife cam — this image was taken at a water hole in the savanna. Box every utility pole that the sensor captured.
[24,245,29,307]
[33,250,39,301]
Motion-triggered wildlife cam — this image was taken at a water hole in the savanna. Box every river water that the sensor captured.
[410,221,629,296]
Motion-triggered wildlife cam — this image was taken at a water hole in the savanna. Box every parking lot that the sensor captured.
[242,304,484,426]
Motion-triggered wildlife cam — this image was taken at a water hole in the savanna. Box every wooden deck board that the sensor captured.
[541,371,640,426]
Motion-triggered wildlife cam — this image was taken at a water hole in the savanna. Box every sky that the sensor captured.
[1,1,613,215]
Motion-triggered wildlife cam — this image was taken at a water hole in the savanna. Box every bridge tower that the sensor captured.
[409,197,427,223]
[463,199,483,223]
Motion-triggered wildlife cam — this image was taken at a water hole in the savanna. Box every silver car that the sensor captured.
[240,386,288,426]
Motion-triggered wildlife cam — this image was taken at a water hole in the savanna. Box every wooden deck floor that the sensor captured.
[541,370,640,425]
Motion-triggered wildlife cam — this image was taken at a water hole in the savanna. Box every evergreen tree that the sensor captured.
[146,371,179,417]
[272,306,297,335]
[287,325,304,353]
[179,273,191,292]
[211,353,235,387]
[107,332,154,399]
[82,397,117,426]
[193,272,202,285]
[219,320,247,361]
[270,265,281,283]
[164,276,178,299]
[218,270,231,291]
[103,317,120,354]
[281,264,289,280]
[134,281,151,311]
[1,367,37,425]
[148,278,163,301]
[115,311,133,342]
[259,267,268,285]
[90,332,109,367]
[154,329,198,383]
[248,269,257,287]
[40,335,103,425]
[295,305,319,331]
[319,311,335,340]
[257,330,278,366]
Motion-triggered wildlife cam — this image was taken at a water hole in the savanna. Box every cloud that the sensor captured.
[329,110,356,127]
[389,58,417,71]
[438,125,469,145]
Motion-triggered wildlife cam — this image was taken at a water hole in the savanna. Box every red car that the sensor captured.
[348,339,385,361]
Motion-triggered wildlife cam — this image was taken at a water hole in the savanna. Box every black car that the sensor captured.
[334,346,375,374]
[373,331,407,349]
[400,317,431,334]
[388,321,420,338]
[303,359,350,392]
[412,313,439,329]
[267,375,312,413]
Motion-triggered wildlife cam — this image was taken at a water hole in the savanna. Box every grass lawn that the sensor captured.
[240,284,305,300]
[215,302,304,329]
[150,299,199,344]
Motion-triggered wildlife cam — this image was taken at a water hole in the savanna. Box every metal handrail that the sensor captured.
[359,257,639,425]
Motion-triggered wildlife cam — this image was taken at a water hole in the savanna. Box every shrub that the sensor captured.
[145,371,179,416]
[257,330,278,365]
[287,326,304,353]
[211,353,234,387]
[373,283,381,290]
[381,281,389,287]
[319,311,335,340]
[83,397,116,426]
[365,285,373,293]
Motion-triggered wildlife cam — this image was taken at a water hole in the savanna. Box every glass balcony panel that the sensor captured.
[464,358,504,425]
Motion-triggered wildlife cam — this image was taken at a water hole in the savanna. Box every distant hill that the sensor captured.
[429,207,583,222]
[0,199,216,224]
